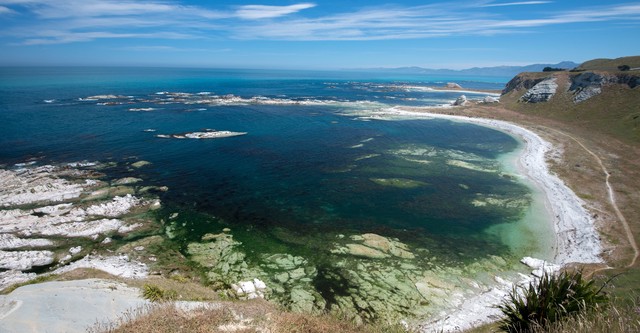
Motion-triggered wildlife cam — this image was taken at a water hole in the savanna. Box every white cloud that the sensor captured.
[235,3,316,20]
[481,1,552,7]
[233,3,640,40]
[0,5,14,13]
[1,1,639,44]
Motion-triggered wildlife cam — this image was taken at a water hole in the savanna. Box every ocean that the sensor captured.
[0,67,554,319]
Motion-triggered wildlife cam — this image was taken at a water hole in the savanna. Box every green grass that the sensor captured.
[577,56,640,71]
[500,76,640,145]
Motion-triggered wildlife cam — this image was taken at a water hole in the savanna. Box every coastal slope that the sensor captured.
[500,56,640,144]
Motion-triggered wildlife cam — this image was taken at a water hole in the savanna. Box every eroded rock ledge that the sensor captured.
[0,162,162,290]
[502,70,639,104]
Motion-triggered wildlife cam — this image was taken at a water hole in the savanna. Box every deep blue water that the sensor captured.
[0,67,526,261]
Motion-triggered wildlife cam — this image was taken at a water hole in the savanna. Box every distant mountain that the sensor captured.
[355,61,580,77]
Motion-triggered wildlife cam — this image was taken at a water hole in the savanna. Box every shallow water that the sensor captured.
[0,67,554,319]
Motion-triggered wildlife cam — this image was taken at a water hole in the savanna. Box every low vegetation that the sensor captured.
[90,299,409,333]
[531,299,640,333]
[141,284,178,302]
[497,270,609,333]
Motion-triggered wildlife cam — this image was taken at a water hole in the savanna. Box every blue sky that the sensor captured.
[1,0,639,69]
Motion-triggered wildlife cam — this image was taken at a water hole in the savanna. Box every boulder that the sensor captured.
[482,96,499,103]
[445,82,462,89]
[453,95,468,106]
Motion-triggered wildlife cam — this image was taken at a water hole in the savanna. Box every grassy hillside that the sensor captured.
[500,58,640,144]
[577,56,640,71]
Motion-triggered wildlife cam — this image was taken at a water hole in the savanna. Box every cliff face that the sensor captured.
[502,70,640,104]
[499,57,640,144]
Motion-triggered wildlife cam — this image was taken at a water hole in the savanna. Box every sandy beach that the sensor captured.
[374,108,604,332]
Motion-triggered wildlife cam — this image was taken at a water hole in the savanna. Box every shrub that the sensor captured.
[618,65,631,71]
[543,67,565,72]
[497,270,609,333]
[142,284,177,302]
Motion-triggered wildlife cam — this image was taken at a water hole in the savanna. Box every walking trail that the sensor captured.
[545,127,638,269]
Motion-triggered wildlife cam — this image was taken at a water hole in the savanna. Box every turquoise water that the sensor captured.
[1,67,551,316]
[0,67,535,255]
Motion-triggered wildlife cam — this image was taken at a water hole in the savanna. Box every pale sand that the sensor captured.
[0,279,149,333]
[377,108,603,332]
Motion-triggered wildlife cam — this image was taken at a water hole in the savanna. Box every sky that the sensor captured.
[0,0,639,69]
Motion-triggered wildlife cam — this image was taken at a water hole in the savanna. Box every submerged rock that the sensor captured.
[113,177,142,185]
[187,233,262,287]
[332,233,415,259]
[369,178,428,189]
[131,160,151,168]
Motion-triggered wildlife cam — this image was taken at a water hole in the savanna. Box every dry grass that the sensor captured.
[532,299,640,333]
[90,299,408,333]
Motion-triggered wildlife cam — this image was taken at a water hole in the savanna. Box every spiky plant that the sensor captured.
[142,284,178,302]
[497,270,609,333]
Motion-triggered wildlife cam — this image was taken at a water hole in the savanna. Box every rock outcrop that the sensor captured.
[453,95,468,106]
[519,77,558,103]
[503,69,639,104]
[482,96,499,103]
[569,72,616,103]
[0,162,160,291]
[445,82,462,89]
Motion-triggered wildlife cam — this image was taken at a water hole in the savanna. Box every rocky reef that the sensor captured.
[155,129,247,139]
[181,225,526,324]
[0,162,163,290]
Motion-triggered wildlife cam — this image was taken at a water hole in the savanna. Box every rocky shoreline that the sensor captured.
[381,109,603,331]
[0,162,162,291]
[0,110,605,332]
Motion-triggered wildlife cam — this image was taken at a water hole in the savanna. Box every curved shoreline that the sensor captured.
[377,108,603,331]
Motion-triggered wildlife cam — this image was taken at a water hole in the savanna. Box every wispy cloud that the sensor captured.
[234,3,640,40]
[0,5,14,14]
[1,1,639,44]
[480,1,552,7]
[235,3,316,20]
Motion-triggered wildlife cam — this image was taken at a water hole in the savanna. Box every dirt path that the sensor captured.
[545,127,639,268]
